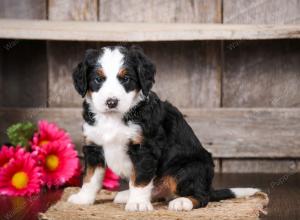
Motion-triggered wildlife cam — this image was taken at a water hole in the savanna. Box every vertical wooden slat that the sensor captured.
[48,0,98,21]
[144,41,221,108]
[0,0,46,19]
[0,1,48,108]
[223,40,300,107]
[99,0,222,23]
[223,0,300,24]
[47,0,99,107]
[0,41,48,107]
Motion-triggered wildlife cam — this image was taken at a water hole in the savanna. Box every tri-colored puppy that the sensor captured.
[68,45,259,211]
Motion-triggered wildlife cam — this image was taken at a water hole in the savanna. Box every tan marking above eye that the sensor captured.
[96,68,105,78]
[118,68,127,78]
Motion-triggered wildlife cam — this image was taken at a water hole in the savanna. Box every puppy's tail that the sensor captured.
[210,188,260,202]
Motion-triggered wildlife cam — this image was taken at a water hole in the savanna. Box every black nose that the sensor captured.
[106,98,118,109]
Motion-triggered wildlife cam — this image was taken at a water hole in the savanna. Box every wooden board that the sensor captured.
[0,41,48,107]
[0,0,46,19]
[224,0,300,24]
[47,41,221,108]
[1,108,300,158]
[223,40,300,107]
[99,0,222,23]
[221,159,300,173]
[47,42,99,107]
[144,42,221,108]
[48,0,98,21]
[0,20,299,41]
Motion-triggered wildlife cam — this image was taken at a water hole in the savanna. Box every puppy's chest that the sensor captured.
[83,116,141,178]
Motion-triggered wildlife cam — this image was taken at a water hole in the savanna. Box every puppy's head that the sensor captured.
[73,45,155,114]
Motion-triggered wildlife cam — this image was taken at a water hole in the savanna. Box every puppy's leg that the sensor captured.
[68,145,105,205]
[113,190,129,204]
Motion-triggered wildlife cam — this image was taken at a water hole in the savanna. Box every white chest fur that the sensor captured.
[83,114,141,178]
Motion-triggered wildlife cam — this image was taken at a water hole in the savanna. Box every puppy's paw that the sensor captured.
[113,190,129,204]
[67,192,95,205]
[168,197,193,211]
[125,201,153,212]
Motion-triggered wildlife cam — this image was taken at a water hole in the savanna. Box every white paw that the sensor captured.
[125,201,153,212]
[113,190,129,204]
[168,197,193,211]
[67,192,95,205]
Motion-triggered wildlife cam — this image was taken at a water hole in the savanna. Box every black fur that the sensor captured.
[83,145,105,167]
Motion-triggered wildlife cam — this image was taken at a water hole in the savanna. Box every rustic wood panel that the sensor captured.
[1,108,300,158]
[0,0,46,19]
[99,0,221,23]
[47,42,99,107]
[222,159,300,173]
[143,42,221,108]
[0,41,48,107]
[224,0,300,24]
[1,20,300,41]
[223,40,300,107]
[48,41,221,108]
[48,0,98,21]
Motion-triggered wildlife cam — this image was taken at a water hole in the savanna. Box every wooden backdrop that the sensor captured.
[0,0,300,173]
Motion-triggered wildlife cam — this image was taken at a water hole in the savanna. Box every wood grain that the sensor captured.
[0,0,46,19]
[143,41,221,108]
[1,108,300,158]
[0,41,48,107]
[48,0,98,21]
[224,0,300,24]
[221,159,300,173]
[0,20,299,41]
[223,40,300,107]
[47,42,98,107]
[99,0,222,23]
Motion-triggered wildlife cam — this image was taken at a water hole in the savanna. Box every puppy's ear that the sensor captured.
[73,62,88,97]
[73,49,99,97]
[130,45,156,97]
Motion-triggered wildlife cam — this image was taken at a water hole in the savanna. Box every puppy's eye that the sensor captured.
[123,76,130,83]
[95,76,104,84]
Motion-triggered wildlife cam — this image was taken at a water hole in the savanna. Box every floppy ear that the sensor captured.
[73,62,88,97]
[73,49,100,98]
[130,45,156,97]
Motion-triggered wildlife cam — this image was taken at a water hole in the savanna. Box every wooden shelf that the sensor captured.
[1,107,299,158]
[0,19,299,41]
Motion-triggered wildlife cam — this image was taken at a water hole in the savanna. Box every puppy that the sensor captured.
[68,45,259,211]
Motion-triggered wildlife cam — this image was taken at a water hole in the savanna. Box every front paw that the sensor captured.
[67,192,95,205]
[125,201,153,212]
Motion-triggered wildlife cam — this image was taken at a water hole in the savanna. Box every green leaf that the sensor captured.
[6,122,37,148]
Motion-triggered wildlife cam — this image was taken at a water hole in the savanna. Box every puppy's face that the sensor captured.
[73,46,155,114]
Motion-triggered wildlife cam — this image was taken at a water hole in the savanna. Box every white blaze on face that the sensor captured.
[91,47,137,113]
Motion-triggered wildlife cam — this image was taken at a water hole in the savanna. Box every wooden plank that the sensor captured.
[1,108,300,158]
[0,0,46,19]
[48,41,221,108]
[224,0,300,24]
[0,20,300,41]
[47,42,98,107]
[48,0,97,21]
[144,42,221,108]
[223,40,300,107]
[0,41,48,107]
[222,159,300,173]
[99,0,221,23]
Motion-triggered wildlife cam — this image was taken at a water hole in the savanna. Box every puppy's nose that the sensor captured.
[106,98,119,109]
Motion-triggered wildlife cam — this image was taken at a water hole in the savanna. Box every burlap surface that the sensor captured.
[39,187,268,220]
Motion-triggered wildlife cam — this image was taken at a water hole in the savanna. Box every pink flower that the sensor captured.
[31,120,72,149]
[0,145,16,168]
[35,141,79,188]
[0,148,42,196]
[103,168,120,190]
